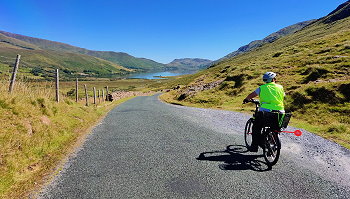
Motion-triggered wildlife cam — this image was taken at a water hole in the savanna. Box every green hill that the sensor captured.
[0,32,133,80]
[0,31,167,71]
[159,1,350,148]
[166,58,212,71]
[85,51,166,71]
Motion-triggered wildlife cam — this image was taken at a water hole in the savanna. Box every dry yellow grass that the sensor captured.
[0,79,136,198]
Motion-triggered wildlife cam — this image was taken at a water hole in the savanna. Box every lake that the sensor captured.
[126,71,195,79]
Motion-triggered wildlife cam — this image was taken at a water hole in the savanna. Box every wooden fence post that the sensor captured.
[8,54,21,93]
[102,89,105,102]
[93,87,96,104]
[84,84,89,106]
[75,78,79,102]
[55,69,59,102]
[98,89,101,103]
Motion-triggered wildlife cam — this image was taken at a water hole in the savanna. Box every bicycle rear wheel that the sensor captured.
[263,129,281,166]
[244,118,254,149]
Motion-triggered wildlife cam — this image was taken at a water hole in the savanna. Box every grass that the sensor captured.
[156,17,350,150]
[0,78,154,198]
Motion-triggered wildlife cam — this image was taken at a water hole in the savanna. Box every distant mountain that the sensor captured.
[166,58,212,71]
[0,31,166,71]
[322,0,350,23]
[207,19,317,67]
[85,51,165,71]
[0,32,131,80]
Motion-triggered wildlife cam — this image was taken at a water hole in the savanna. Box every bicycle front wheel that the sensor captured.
[263,130,281,166]
[244,118,254,150]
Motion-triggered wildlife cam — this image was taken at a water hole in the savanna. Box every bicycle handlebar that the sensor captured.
[243,98,260,105]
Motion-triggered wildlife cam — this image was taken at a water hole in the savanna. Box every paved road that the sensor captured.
[39,94,350,198]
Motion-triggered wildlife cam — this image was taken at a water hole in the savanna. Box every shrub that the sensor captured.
[224,74,245,88]
[219,81,233,90]
[66,89,76,97]
[339,83,350,101]
[36,98,51,115]
[272,51,283,57]
[302,68,329,83]
[305,87,340,104]
[30,67,43,76]
[327,124,347,134]
[287,91,311,111]
[315,48,332,54]
[177,93,187,101]
[0,99,10,109]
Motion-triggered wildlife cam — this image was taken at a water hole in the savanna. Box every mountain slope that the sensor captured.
[160,1,350,148]
[0,31,166,71]
[166,58,212,71]
[208,19,317,66]
[0,32,131,80]
[323,0,350,23]
[0,32,39,50]
[85,51,166,71]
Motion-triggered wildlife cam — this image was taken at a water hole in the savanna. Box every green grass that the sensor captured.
[157,17,350,149]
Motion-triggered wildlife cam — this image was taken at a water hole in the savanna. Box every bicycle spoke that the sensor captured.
[263,131,281,166]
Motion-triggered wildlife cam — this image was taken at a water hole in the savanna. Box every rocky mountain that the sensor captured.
[166,58,212,71]
[322,0,350,23]
[207,19,317,67]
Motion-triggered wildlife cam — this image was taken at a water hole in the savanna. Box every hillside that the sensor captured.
[208,19,317,67]
[85,51,166,71]
[166,58,212,71]
[0,32,133,80]
[0,31,167,71]
[159,1,350,148]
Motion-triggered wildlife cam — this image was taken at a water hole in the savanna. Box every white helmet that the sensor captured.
[263,72,276,83]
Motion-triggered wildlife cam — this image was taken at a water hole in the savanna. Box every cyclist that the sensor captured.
[243,72,285,152]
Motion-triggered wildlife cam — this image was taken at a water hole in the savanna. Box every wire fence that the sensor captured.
[1,54,111,106]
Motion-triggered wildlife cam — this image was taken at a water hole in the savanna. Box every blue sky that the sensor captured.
[0,0,346,63]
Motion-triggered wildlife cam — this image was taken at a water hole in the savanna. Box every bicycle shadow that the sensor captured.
[196,145,271,172]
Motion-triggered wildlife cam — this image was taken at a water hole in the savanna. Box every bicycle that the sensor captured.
[243,99,295,166]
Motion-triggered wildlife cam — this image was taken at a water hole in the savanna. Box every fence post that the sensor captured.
[93,87,96,104]
[8,54,21,93]
[102,89,105,102]
[75,78,79,102]
[84,84,89,106]
[55,69,60,102]
[98,89,101,104]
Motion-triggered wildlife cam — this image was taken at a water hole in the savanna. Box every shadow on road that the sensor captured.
[196,145,271,172]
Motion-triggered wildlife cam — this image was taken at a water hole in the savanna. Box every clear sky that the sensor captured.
[0,0,346,63]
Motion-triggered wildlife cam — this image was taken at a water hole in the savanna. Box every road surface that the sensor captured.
[38,94,350,198]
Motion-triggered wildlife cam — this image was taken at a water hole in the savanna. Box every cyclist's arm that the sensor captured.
[244,91,258,101]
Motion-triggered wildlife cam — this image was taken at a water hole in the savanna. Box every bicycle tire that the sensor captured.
[244,118,254,150]
[263,129,281,166]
